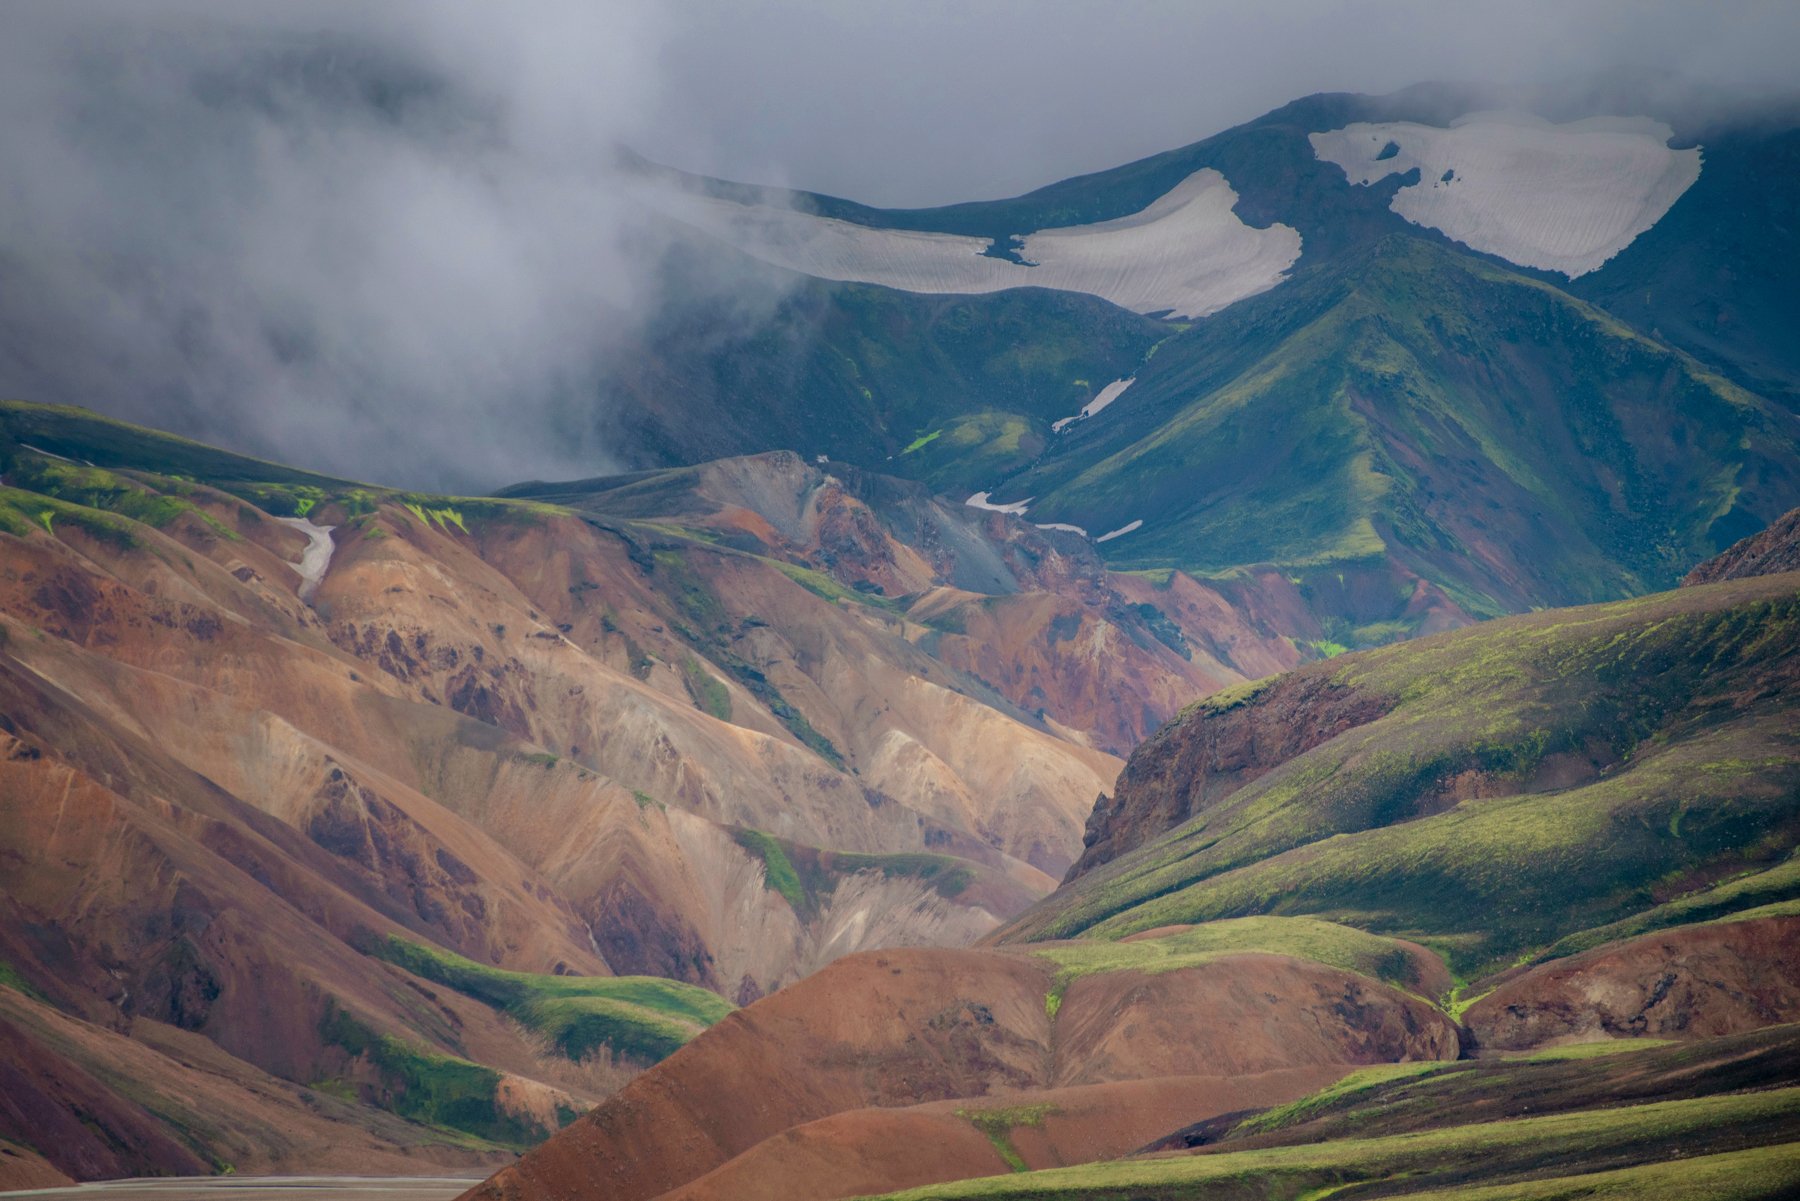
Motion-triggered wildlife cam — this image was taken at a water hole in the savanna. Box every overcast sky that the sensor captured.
[1,0,1796,488]
[649,0,1800,206]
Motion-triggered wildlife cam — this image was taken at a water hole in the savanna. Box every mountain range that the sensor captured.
[1,81,1799,1198]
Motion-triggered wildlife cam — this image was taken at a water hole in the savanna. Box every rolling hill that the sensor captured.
[458,516,1800,1201]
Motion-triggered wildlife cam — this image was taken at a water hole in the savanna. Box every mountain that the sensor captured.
[461,522,1800,1201]
[5,79,1800,1194]
[0,398,1311,1180]
[593,86,1800,643]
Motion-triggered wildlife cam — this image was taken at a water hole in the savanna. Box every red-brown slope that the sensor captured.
[0,1010,206,1182]
[1467,915,1800,1051]
[459,945,1459,1201]
[1064,672,1395,881]
[657,1071,1345,1201]
[1684,507,1800,585]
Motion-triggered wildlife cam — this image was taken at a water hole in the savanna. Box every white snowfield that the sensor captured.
[1095,518,1144,543]
[964,491,1033,516]
[1053,377,1135,433]
[275,515,336,603]
[1309,112,1701,278]
[658,169,1302,319]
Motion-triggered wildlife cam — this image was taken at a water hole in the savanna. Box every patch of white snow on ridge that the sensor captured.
[275,515,336,603]
[1054,377,1135,433]
[965,491,1032,516]
[1309,112,1700,278]
[659,169,1301,319]
[1095,519,1144,543]
[1033,522,1089,536]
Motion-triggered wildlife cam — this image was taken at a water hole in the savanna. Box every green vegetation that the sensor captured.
[1034,916,1436,1017]
[0,959,44,1001]
[899,411,1044,491]
[1533,851,1800,965]
[957,1104,1057,1173]
[1192,1025,1800,1155]
[734,828,809,912]
[1390,1146,1800,1201]
[365,935,731,1065]
[317,998,543,1147]
[1013,577,1800,982]
[679,654,733,720]
[734,828,978,918]
[773,560,899,612]
[1,400,345,493]
[861,1086,1800,1199]
[901,429,943,454]
[1231,1061,1449,1137]
[999,235,1795,623]
[5,456,220,533]
[635,541,849,768]
[0,485,148,551]
[401,499,469,534]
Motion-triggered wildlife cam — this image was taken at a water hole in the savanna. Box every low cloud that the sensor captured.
[0,1,697,491]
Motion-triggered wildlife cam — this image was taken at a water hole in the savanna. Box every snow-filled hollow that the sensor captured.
[1053,377,1134,433]
[1309,112,1701,278]
[275,515,336,603]
[965,491,1032,516]
[1095,519,1144,543]
[657,170,1302,319]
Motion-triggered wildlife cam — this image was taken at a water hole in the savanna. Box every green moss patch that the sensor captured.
[365,935,731,1066]
[733,829,978,918]
[1035,916,1437,1016]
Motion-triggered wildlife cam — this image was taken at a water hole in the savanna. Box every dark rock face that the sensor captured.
[1684,506,1800,586]
[1065,674,1393,882]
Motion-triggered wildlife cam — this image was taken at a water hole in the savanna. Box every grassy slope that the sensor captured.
[1008,236,1800,614]
[368,935,732,1065]
[1033,915,1435,1015]
[1188,1024,1800,1150]
[1004,570,1800,982]
[0,398,561,528]
[862,1087,1800,1199]
[607,271,1164,489]
[868,1029,1800,1200]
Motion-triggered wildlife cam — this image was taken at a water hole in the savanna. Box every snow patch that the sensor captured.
[1033,522,1089,536]
[965,491,1032,516]
[1094,518,1144,543]
[275,515,336,603]
[660,169,1301,319]
[1310,111,1701,278]
[1053,376,1134,433]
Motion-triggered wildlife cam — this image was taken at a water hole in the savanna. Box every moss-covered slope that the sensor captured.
[1002,567,1800,984]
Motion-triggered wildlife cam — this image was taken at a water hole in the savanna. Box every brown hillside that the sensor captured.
[460,944,1458,1201]
[1684,506,1800,585]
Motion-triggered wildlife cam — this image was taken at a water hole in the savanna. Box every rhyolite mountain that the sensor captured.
[459,515,1800,1201]
[595,84,1800,639]
[0,398,1309,1181]
[3,78,1800,1195]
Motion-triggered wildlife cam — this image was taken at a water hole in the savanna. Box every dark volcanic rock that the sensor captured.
[1685,507,1800,586]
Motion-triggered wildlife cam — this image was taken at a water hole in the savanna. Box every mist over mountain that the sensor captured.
[2,1,1798,490]
[3,5,1800,1198]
